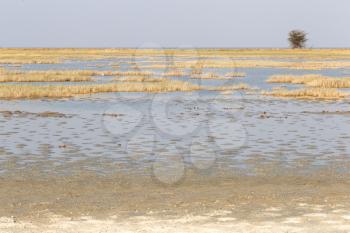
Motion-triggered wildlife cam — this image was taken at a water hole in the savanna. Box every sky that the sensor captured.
[0,0,349,48]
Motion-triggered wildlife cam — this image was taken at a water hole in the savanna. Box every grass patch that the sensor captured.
[113,71,154,76]
[208,83,251,91]
[0,69,126,82]
[0,79,201,99]
[263,88,349,99]
[162,70,188,77]
[114,76,165,82]
[267,74,350,88]
[267,74,325,84]
[2,48,350,65]
[306,78,350,88]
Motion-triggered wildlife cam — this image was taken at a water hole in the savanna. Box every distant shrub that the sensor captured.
[288,30,307,49]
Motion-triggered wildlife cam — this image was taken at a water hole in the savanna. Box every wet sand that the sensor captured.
[1,167,350,232]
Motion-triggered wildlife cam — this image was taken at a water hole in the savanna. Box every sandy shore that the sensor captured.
[1,168,350,232]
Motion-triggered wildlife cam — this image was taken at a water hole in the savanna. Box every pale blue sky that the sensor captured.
[0,0,349,48]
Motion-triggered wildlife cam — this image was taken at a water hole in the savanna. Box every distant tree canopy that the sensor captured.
[288,30,307,49]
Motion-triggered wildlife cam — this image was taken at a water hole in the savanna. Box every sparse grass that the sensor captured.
[225,72,246,77]
[208,83,251,91]
[162,70,188,77]
[0,79,201,99]
[191,72,246,80]
[306,78,350,88]
[0,70,99,82]
[142,60,350,70]
[113,71,154,76]
[267,74,350,88]
[263,88,349,99]
[114,76,165,82]
[267,74,325,84]
[191,72,227,80]
[2,48,350,65]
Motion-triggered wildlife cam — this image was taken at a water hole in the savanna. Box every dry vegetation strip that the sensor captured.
[0,79,201,99]
[267,74,325,84]
[142,60,350,70]
[114,76,165,82]
[263,88,349,99]
[267,74,350,88]
[2,48,350,64]
[0,69,130,82]
[208,83,251,91]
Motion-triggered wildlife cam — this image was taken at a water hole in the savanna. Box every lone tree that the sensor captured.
[288,30,307,49]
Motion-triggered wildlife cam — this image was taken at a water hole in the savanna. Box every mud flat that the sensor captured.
[1,167,350,233]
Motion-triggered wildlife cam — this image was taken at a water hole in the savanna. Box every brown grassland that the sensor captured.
[2,48,350,64]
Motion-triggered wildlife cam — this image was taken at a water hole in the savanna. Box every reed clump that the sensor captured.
[267,74,350,88]
[306,78,350,88]
[267,74,325,84]
[0,79,201,99]
[263,88,349,99]
[0,70,96,82]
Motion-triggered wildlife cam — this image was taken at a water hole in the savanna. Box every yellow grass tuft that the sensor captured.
[267,74,350,88]
[267,74,325,84]
[208,83,251,91]
[263,88,349,99]
[306,78,350,88]
[0,79,201,99]
[0,70,97,82]
[162,70,188,77]
[114,76,165,82]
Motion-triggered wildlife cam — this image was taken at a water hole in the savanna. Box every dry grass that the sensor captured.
[225,72,246,77]
[113,71,154,76]
[267,74,350,88]
[306,78,350,88]
[162,70,188,77]
[0,79,201,99]
[114,76,165,82]
[2,48,350,65]
[267,74,325,84]
[0,70,100,82]
[263,88,349,99]
[208,83,251,91]
[191,72,227,80]
[142,60,350,70]
[191,72,246,80]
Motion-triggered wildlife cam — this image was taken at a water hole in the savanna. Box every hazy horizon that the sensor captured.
[1,0,349,48]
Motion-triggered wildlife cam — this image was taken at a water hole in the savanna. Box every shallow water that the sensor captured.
[2,58,350,221]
